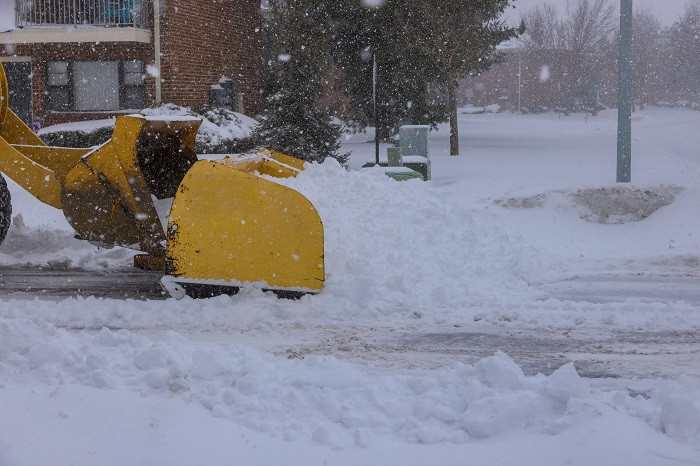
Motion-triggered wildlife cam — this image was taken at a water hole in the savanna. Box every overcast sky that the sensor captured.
[502,0,694,26]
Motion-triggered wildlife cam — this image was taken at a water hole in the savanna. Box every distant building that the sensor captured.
[460,47,618,114]
[0,0,262,126]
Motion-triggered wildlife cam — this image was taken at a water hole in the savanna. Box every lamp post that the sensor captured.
[617,0,633,182]
[373,52,379,165]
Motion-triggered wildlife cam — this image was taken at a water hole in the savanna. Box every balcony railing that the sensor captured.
[15,0,149,28]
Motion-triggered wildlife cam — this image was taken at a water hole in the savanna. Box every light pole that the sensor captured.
[373,52,379,165]
[617,0,633,182]
[518,51,522,113]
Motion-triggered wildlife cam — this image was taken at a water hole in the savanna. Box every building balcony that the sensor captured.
[15,0,149,28]
[0,0,151,44]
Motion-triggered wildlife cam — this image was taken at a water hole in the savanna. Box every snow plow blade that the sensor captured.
[164,151,324,298]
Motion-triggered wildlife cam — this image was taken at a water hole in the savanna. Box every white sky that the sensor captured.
[503,0,694,26]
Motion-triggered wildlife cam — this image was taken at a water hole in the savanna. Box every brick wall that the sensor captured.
[2,42,154,125]
[161,0,262,115]
[1,0,262,125]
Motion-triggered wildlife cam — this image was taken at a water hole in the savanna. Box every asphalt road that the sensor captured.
[0,266,166,300]
[1,266,697,304]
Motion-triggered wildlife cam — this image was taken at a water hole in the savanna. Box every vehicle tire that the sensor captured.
[0,174,12,246]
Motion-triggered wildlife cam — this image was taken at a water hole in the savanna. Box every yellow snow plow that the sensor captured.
[0,62,324,298]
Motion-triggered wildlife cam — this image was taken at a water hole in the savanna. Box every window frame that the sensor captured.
[46,60,147,112]
[46,61,73,112]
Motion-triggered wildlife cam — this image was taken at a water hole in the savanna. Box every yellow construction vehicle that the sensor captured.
[0,62,324,298]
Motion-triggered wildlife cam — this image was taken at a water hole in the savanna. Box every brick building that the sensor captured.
[460,48,618,114]
[0,0,262,127]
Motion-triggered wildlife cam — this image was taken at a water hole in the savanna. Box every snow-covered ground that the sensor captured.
[0,107,698,464]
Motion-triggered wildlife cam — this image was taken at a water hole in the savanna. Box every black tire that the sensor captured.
[0,174,12,246]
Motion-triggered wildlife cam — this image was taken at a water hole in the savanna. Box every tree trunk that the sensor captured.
[447,75,459,156]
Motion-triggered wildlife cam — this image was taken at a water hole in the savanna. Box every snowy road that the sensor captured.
[540,275,700,306]
[2,266,698,304]
[1,266,696,381]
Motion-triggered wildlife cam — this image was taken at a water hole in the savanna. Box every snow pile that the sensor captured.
[140,103,258,149]
[462,104,501,115]
[572,186,683,224]
[610,377,700,443]
[273,159,543,311]
[496,185,683,224]
[2,318,696,449]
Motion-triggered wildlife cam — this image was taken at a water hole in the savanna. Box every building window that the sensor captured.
[47,61,71,111]
[47,60,146,112]
[121,60,146,109]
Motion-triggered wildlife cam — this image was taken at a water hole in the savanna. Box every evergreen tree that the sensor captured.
[254,0,347,165]
[320,0,520,152]
[397,0,523,155]
[321,1,446,141]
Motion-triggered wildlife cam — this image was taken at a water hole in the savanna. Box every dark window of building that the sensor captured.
[47,60,146,112]
[47,61,72,111]
[121,60,146,110]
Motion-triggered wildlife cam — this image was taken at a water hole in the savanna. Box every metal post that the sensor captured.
[518,51,522,113]
[617,0,632,183]
[154,0,162,104]
[373,52,379,165]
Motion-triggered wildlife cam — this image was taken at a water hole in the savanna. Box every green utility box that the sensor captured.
[362,125,431,181]
[384,166,424,181]
[399,125,430,159]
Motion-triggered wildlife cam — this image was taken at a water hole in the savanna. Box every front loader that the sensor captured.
[0,62,324,298]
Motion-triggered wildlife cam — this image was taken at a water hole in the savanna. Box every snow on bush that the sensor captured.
[36,104,258,154]
[141,103,258,153]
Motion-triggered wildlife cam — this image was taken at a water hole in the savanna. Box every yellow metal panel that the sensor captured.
[167,160,324,292]
[10,145,90,183]
[60,115,201,262]
[0,63,7,129]
[261,149,308,172]
[0,109,46,146]
[0,136,63,208]
[216,150,305,179]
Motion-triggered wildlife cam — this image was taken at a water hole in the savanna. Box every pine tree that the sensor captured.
[254,0,348,165]
[397,0,523,155]
[320,1,521,152]
[321,1,446,141]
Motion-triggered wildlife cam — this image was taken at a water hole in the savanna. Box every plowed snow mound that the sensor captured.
[497,185,682,224]
[573,185,683,224]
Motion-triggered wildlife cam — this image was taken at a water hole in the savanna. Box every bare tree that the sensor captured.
[519,4,560,50]
[520,0,616,114]
[559,0,616,53]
